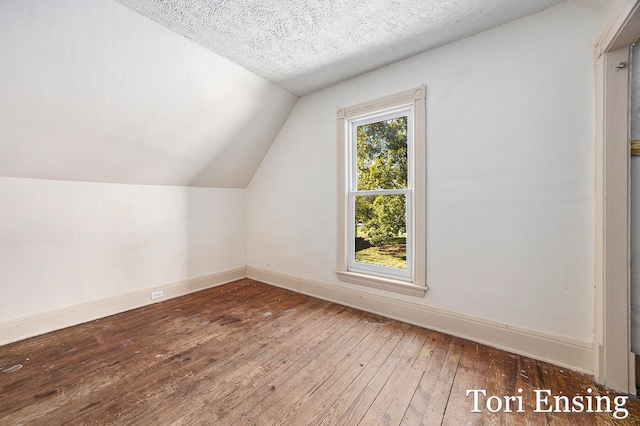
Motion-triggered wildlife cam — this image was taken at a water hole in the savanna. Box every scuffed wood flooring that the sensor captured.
[1,279,639,425]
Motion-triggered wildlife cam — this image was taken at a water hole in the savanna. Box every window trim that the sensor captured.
[336,86,427,296]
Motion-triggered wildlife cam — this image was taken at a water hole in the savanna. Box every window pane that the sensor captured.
[357,117,408,191]
[354,194,406,270]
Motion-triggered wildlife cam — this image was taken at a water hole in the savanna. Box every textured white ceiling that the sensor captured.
[114,0,565,95]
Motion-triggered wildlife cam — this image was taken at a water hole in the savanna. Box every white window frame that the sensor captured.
[347,107,413,281]
[336,86,427,296]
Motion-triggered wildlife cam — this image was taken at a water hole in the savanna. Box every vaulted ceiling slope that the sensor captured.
[0,0,297,188]
[115,0,566,95]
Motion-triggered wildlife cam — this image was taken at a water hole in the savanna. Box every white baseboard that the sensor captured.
[0,266,246,346]
[2,265,595,375]
[246,265,594,374]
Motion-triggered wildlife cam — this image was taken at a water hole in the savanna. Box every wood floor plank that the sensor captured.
[2,279,640,425]
[537,360,576,425]
[440,340,484,426]
[252,319,404,425]
[513,356,550,426]
[228,312,389,424]
[410,329,440,372]
[314,324,417,425]
[377,329,434,425]
[547,362,594,425]
[215,306,370,424]
[74,285,318,424]
[0,280,265,408]
[118,295,329,424]
[1,281,303,424]
[420,337,464,424]
[331,326,422,425]
[175,302,352,423]
[400,332,453,425]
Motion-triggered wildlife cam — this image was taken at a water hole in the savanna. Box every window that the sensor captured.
[336,87,426,296]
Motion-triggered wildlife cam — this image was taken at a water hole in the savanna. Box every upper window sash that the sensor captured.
[348,106,414,194]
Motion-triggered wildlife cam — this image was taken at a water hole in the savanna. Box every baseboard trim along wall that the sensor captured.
[246,265,594,374]
[0,266,247,346]
[2,264,594,375]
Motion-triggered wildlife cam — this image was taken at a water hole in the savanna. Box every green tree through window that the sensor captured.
[355,117,408,268]
[337,86,426,293]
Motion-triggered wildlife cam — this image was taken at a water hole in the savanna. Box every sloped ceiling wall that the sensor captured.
[0,0,298,188]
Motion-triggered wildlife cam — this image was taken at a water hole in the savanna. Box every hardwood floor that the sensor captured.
[1,279,639,425]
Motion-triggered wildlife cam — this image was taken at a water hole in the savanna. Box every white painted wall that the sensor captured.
[247,1,598,342]
[0,0,297,188]
[0,177,246,323]
[0,0,257,337]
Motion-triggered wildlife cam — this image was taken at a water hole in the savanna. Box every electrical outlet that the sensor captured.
[151,290,163,300]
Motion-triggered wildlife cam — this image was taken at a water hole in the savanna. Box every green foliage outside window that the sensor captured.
[355,117,408,248]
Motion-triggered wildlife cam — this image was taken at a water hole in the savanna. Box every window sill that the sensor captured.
[335,270,427,297]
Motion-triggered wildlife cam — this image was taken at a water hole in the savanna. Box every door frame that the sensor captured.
[595,0,640,394]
